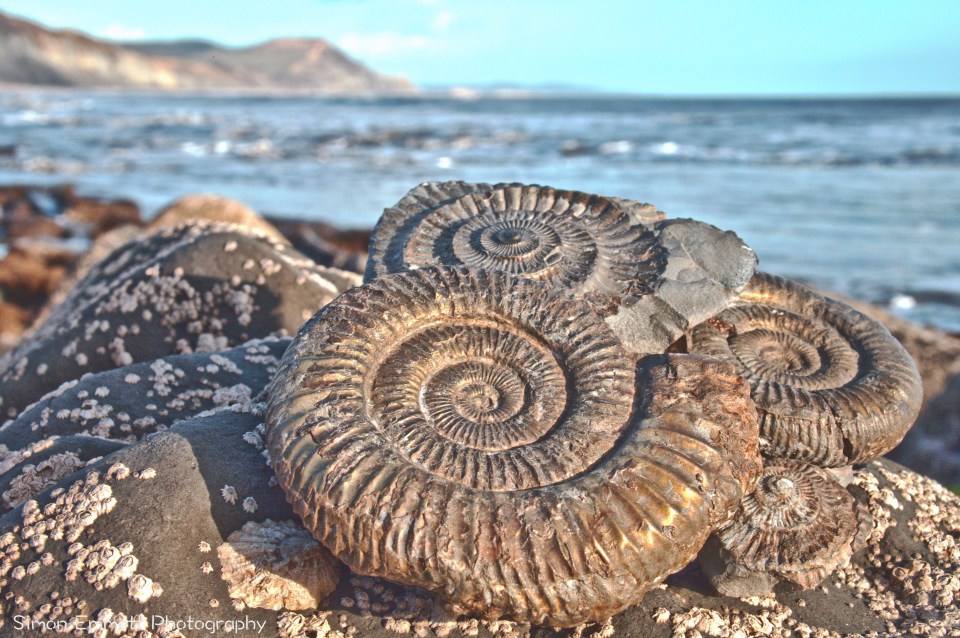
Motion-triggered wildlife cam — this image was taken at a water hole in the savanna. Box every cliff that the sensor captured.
[0,11,415,93]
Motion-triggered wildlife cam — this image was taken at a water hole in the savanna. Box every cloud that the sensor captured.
[99,24,147,40]
[338,32,431,58]
[432,10,454,31]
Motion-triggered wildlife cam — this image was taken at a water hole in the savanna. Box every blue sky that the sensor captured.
[3,0,958,95]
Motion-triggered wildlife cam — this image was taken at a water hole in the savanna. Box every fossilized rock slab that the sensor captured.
[266,266,760,626]
[689,272,923,466]
[365,182,755,354]
[604,218,757,353]
[0,223,356,419]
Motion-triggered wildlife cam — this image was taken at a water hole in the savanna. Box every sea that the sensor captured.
[1,91,958,332]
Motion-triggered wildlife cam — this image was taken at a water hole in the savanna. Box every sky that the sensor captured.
[2,0,959,95]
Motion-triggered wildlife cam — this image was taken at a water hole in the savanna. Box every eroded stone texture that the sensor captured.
[366,182,756,354]
[218,519,340,611]
[700,459,871,597]
[689,272,924,466]
[0,337,288,457]
[266,266,760,626]
[0,223,356,419]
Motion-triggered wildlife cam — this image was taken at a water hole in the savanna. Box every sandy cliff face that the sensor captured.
[0,12,415,93]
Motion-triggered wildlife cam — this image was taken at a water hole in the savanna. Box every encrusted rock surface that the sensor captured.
[0,409,303,636]
[0,223,355,419]
[0,436,124,509]
[0,337,288,450]
[1,431,957,638]
[218,519,340,611]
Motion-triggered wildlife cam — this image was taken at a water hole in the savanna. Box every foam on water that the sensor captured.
[0,91,958,332]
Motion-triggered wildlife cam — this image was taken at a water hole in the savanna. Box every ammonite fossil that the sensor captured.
[688,272,923,466]
[365,182,757,354]
[366,182,668,298]
[266,266,760,625]
[699,459,872,596]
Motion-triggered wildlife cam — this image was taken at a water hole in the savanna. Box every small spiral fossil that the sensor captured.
[266,266,760,625]
[689,272,923,466]
[365,182,667,301]
[700,459,871,595]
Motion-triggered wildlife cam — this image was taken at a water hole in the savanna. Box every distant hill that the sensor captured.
[0,11,415,94]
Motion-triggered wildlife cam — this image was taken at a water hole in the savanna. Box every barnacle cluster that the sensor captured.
[265,181,922,624]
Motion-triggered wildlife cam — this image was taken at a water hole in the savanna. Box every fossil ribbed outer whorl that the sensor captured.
[700,459,871,596]
[266,267,760,626]
[689,272,922,466]
[365,182,667,300]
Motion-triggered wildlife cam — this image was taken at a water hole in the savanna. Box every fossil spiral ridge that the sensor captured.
[365,182,667,301]
[701,459,870,594]
[689,272,923,466]
[265,266,761,625]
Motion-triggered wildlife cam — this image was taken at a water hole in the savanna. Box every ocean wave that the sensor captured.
[552,139,960,167]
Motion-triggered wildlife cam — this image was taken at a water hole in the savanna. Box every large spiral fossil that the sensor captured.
[366,182,757,354]
[688,273,923,466]
[266,267,760,625]
[700,459,871,596]
[366,182,668,299]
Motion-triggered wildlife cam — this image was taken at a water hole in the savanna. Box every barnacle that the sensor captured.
[689,272,923,466]
[266,266,759,625]
[2,452,84,508]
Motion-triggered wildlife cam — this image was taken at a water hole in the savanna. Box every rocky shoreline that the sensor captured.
[1,183,959,636]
